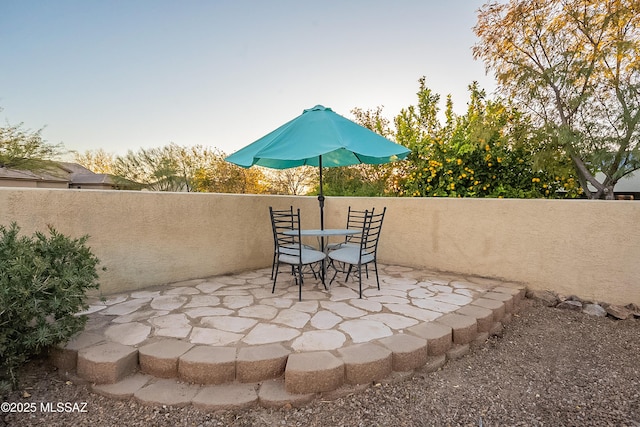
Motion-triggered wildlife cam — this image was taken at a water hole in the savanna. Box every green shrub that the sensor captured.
[0,223,101,393]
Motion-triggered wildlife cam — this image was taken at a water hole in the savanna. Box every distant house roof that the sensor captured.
[56,162,120,188]
[0,167,68,187]
[0,162,135,190]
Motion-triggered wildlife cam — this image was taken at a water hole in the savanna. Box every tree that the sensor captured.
[73,149,115,174]
[473,0,640,199]
[191,156,270,194]
[112,143,220,192]
[0,119,64,171]
[267,167,317,195]
[396,78,580,198]
[316,166,390,197]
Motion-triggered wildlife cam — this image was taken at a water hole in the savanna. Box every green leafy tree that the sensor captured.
[0,119,64,171]
[473,0,640,199]
[106,143,270,193]
[316,166,389,197]
[112,143,218,192]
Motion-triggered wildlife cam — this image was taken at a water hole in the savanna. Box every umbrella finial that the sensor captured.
[304,105,332,113]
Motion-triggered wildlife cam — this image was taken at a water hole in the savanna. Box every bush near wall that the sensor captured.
[0,223,101,393]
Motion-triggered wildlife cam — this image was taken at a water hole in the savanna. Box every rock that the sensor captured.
[582,304,607,317]
[526,290,558,307]
[567,295,591,304]
[625,303,640,318]
[556,300,582,311]
[604,304,632,320]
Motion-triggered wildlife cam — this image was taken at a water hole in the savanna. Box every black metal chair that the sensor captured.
[269,206,296,280]
[270,206,327,301]
[326,206,372,251]
[328,207,386,298]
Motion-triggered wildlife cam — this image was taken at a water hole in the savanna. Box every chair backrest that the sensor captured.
[360,207,386,257]
[345,207,373,244]
[269,206,302,255]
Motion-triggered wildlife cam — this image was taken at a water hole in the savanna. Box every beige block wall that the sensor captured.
[0,188,638,305]
[0,189,316,294]
[324,196,640,305]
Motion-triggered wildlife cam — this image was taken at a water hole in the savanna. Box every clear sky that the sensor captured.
[1,0,496,158]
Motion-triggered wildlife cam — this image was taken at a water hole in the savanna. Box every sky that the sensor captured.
[1,0,496,159]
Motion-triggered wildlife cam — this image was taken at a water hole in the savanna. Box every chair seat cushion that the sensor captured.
[279,248,326,265]
[280,243,316,255]
[327,242,359,251]
[328,246,374,265]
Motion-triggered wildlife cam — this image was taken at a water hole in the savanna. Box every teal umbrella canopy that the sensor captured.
[225,105,410,169]
[225,105,410,228]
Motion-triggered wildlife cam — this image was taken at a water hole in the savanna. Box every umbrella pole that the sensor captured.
[318,155,324,230]
[318,155,326,286]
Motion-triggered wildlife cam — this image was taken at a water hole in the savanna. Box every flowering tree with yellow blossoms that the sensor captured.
[396,79,581,198]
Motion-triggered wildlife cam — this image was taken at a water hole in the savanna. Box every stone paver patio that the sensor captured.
[50,264,525,410]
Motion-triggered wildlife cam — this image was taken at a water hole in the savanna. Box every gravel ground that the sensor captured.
[3,299,639,427]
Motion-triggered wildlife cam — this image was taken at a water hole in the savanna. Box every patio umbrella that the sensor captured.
[225,104,410,229]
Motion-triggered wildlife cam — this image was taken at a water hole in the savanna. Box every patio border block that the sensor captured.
[434,313,478,345]
[455,305,494,333]
[236,344,290,383]
[258,379,316,408]
[493,285,525,303]
[406,321,452,356]
[92,373,152,399]
[446,344,470,360]
[134,379,200,407]
[337,343,393,385]
[178,346,236,384]
[49,332,105,372]
[138,340,194,378]
[192,383,259,411]
[482,292,515,313]
[471,298,506,323]
[377,334,428,372]
[419,355,447,373]
[285,351,344,394]
[77,342,138,384]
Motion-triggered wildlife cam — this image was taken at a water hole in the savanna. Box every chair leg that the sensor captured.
[296,265,302,301]
[271,253,277,280]
[345,265,353,282]
[329,267,339,285]
[272,263,280,294]
[358,263,363,298]
[373,261,380,290]
[320,260,327,290]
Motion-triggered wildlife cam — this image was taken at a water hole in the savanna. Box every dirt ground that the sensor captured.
[3,299,639,427]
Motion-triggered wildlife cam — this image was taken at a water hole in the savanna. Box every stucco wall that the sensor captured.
[0,189,315,295]
[0,188,637,305]
[324,197,640,305]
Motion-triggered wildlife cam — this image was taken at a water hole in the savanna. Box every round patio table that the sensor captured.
[283,228,360,286]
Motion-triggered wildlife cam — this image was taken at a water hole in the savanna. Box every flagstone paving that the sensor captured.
[51,264,525,410]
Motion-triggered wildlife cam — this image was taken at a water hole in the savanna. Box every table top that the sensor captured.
[283,228,360,237]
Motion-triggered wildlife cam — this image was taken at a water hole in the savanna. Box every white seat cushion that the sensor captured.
[327,242,359,251]
[328,246,374,265]
[279,248,326,265]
